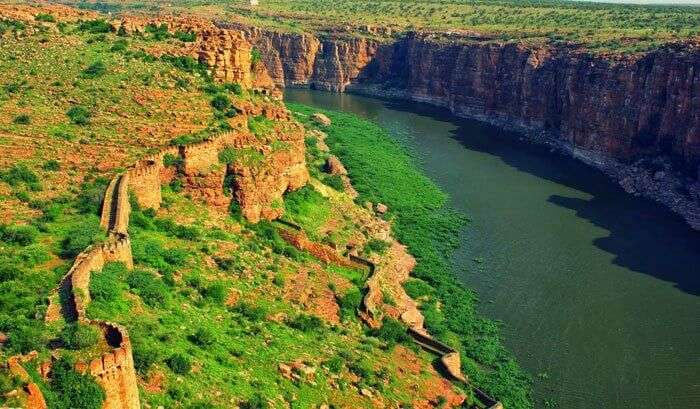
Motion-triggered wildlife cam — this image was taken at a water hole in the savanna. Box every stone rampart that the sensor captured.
[81,322,140,409]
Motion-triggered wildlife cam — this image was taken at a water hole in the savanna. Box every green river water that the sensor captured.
[285,88,700,409]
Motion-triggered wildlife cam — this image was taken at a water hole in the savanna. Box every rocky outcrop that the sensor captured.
[233,25,700,227]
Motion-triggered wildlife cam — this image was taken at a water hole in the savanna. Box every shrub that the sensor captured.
[190,327,216,347]
[371,317,410,346]
[76,177,109,214]
[232,302,267,322]
[66,106,91,125]
[167,353,191,374]
[337,286,362,319]
[323,174,345,191]
[127,269,169,307]
[163,153,183,169]
[240,394,268,409]
[224,82,243,96]
[6,325,43,354]
[35,13,56,23]
[77,19,114,33]
[364,238,390,255]
[324,355,344,374]
[60,216,105,258]
[162,55,201,73]
[110,39,128,52]
[403,279,434,299]
[42,159,61,171]
[81,61,106,78]
[287,314,323,332]
[203,282,227,304]
[49,357,105,409]
[175,30,196,42]
[210,94,231,111]
[12,114,30,124]
[90,262,128,302]
[132,338,160,374]
[61,323,100,350]
[250,48,262,66]
[218,147,238,164]
[145,23,169,40]
[0,224,38,246]
[0,163,40,190]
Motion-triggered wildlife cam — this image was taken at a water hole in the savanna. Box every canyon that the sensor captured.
[228,24,700,228]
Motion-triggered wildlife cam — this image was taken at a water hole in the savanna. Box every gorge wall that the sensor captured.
[229,24,700,227]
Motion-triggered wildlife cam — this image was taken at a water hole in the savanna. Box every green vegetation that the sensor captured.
[59,0,700,53]
[290,103,532,408]
[45,357,105,409]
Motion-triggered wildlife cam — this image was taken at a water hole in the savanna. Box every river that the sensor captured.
[285,88,700,409]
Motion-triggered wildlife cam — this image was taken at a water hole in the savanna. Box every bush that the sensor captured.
[163,153,183,169]
[0,163,40,190]
[210,94,231,111]
[110,39,128,52]
[162,55,201,73]
[287,314,323,332]
[0,224,38,246]
[146,23,169,40]
[42,159,61,171]
[175,30,196,42]
[167,353,191,374]
[77,19,114,34]
[337,286,362,319]
[66,106,91,125]
[35,13,56,23]
[403,279,434,299]
[49,357,105,409]
[190,327,215,347]
[232,302,267,322]
[364,238,390,255]
[322,174,345,191]
[5,325,43,354]
[132,338,160,374]
[62,323,100,350]
[12,114,30,124]
[250,48,262,66]
[81,61,106,78]
[127,269,169,307]
[90,262,128,302]
[371,317,410,346]
[224,82,243,96]
[240,394,268,409]
[76,177,109,214]
[218,147,238,164]
[60,216,105,258]
[203,282,227,303]
[324,355,344,374]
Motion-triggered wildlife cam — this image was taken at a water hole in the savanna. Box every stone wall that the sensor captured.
[82,322,140,409]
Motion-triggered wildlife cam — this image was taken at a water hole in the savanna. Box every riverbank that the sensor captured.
[288,102,533,409]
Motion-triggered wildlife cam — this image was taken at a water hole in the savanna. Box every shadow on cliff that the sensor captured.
[380,99,700,297]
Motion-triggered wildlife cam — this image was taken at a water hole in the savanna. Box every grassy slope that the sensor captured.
[289,103,533,409]
[62,0,700,53]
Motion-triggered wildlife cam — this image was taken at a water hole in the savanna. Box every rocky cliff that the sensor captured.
[229,24,700,226]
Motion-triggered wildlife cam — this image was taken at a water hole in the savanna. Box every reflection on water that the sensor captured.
[286,88,700,409]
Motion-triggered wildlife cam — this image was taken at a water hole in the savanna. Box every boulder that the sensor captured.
[375,203,388,214]
[325,156,347,175]
[312,112,331,126]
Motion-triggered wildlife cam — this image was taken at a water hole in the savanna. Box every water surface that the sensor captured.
[286,88,700,409]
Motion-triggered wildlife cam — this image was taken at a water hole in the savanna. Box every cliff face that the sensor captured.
[232,26,700,177]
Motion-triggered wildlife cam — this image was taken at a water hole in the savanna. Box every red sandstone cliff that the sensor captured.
[230,25,700,178]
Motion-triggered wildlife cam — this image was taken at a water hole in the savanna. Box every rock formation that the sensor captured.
[230,23,700,227]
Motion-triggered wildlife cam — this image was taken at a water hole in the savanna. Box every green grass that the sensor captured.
[289,102,532,409]
[60,0,700,53]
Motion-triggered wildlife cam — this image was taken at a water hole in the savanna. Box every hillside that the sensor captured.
[0,4,524,409]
